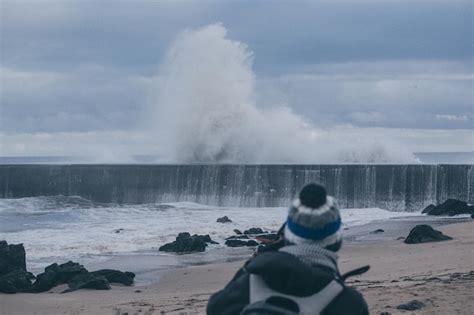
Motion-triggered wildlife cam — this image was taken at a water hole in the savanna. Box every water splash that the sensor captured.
[149,23,416,163]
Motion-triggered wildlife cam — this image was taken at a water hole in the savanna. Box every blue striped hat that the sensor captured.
[284,183,342,249]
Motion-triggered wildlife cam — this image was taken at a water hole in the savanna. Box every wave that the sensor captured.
[147,23,416,163]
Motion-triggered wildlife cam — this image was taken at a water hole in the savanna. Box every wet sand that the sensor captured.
[1,221,473,314]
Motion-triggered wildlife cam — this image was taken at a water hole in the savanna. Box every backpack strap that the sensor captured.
[249,274,344,315]
[340,265,370,281]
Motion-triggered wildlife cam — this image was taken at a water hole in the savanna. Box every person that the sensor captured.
[207,183,369,315]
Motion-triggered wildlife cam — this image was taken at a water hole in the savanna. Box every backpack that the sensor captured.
[241,250,370,315]
[241,274,344,315]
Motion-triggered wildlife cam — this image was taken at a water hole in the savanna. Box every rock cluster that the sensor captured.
[0,241,35,293]
[243,228,266,235]
[225,228,278,247]
[32,261,88,292]
[404,225,452,244]
[160,227,279,252]
[32,262,135,293]
[65,273,110,292]
[225,239,260,247]
[216,216,232,223]
[396,300,425,311]
[63,269,135,292]
[0,269,35,294]
[422,199,474,216]
[0,240,135,294]
[0,241,26,273]
[158,233,218,253]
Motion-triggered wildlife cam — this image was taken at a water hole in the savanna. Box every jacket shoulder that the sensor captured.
[207,267,250,315]
[323,286,369,315]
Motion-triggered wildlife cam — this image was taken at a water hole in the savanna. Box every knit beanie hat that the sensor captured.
[284,183,342,249]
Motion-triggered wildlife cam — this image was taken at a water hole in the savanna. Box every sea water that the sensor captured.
[0,195,422,273]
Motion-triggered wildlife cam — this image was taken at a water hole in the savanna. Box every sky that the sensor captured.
[0,0,473,159]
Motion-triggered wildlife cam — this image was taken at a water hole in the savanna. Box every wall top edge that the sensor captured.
[0,164,472,167]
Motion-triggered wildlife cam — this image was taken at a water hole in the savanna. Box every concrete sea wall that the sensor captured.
[0,164,472,211]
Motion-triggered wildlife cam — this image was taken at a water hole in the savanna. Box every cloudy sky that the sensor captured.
[0,0,472,158]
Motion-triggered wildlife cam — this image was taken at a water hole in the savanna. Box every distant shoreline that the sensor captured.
[1,151,473,164]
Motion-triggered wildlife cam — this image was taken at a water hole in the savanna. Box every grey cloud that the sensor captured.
[0,0,472,135]
[2,0,472,73]
[1,66,154,132]
[262,72,473,129]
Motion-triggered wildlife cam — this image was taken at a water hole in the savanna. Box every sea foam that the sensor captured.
[0,196,418,271]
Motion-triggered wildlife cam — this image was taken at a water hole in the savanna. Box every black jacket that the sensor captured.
[207,250,368,315]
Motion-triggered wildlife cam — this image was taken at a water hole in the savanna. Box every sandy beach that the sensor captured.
[1,221,473,315]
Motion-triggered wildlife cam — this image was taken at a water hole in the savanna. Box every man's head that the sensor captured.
[284,183,342,251]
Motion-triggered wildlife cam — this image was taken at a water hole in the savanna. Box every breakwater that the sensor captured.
[0,164,472,211]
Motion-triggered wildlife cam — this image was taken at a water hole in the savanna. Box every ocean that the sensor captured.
[0,196,422,274]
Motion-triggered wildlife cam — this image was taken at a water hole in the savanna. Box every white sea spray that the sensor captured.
[148,23,417,163]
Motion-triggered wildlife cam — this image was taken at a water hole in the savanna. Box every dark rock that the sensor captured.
[32,261,88,292]
[44,261,88,282]
[226,235,250,240]
[216,216,232,223]
[396,300,425,311]
[257,239,285,253]
[225,240,259,247]
[243,228,265,235]
[177,232,190,239]
[471,214,474,219]
[31,270,57,292]
[370,229,385,234]
[0,269,35,293]
[159,239,205,253]
[234,229,242,235]
[65,273,110,292]
[404,225,452,244]
[159,232,217,253]
[379,312,391,315]
[396,237,405,241]
[423,199,474,216]
[255,233,279,244]
[0,241,27,276]
[114,228,125,234]
[91,269,135,286]
[422,204,435,214]
[192,234,218,245]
